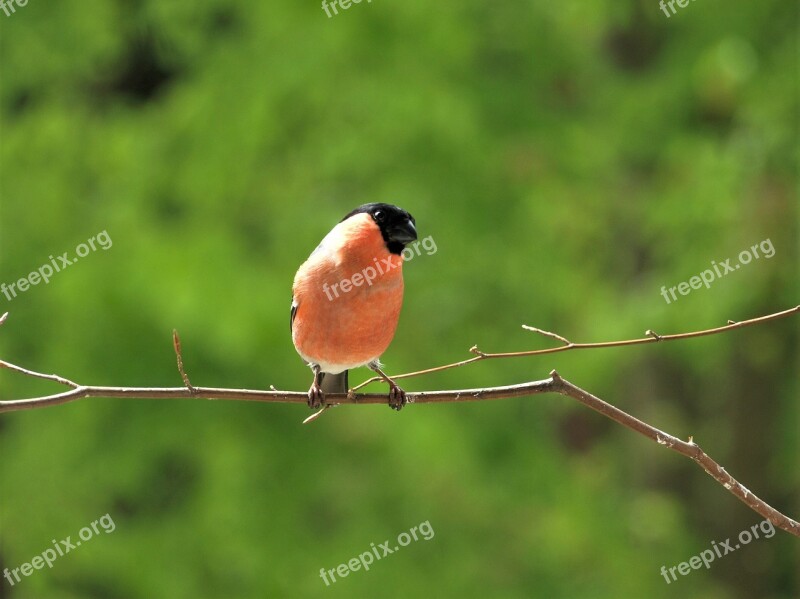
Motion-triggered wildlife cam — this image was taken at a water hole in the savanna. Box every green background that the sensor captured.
[0,1,797,597]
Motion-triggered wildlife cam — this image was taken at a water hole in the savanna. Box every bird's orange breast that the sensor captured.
[292,213,405,371]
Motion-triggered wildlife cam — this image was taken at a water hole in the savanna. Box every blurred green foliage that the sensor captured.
[0,1,797,597]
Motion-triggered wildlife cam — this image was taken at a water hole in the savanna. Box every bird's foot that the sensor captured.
[388,384,406,411]
[308,382,324,410]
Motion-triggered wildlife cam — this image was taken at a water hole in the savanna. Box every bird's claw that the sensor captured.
[388,384,406,411]
[308,383,324,410]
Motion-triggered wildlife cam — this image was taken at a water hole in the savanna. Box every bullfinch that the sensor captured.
[291,203,417,411]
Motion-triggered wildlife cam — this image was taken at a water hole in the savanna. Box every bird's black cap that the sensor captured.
[342,203,417,255]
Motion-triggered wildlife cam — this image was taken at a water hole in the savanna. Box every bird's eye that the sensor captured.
[374,211,386,223]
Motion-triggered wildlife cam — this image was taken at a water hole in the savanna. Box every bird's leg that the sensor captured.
[368,361,406,411]
[308,364,324,409]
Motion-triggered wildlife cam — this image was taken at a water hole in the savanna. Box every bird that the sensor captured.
[291,203,417,411]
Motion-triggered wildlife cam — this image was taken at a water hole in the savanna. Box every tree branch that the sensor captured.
[351,305,800,391]
[547,372,799,537]
[0,307,798,537]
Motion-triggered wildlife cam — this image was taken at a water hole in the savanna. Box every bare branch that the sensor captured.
[1,307,798,536]
[547,371,799,537]
[352,305,800,390]
[0,370,796,535]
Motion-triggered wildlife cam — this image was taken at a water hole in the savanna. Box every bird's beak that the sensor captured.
[388,220,417,244]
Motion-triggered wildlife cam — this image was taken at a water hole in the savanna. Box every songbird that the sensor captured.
[291,203,417,410]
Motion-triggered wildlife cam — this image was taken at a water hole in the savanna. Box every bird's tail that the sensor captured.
[320,371,348,395]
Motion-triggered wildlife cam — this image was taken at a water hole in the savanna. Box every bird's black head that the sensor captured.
[342,203,417,255]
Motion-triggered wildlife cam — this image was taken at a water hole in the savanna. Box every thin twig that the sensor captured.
[0,361,80,389]
[0,312,81,387]
[521,325,571,345]
[172,330,195,393]
[302,404,332,424]
[351,305,800,391]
